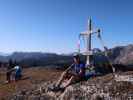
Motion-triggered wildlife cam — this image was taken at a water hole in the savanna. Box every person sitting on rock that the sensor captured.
[54,54,85,90]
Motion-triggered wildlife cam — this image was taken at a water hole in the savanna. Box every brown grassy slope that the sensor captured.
[0,67,62,99]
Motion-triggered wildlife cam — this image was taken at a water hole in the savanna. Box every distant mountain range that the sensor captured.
[0,52,74,68]
[0,44,133,68]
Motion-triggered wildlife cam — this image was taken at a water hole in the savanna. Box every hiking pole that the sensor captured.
[55,63,74,87]
[64,63,74,73]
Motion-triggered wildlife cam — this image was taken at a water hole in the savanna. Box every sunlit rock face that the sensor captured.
[112,44,133,65]
[117,46,133,66]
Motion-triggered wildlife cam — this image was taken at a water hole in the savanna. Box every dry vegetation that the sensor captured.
[0,67,133,100]
[0,67,62,99]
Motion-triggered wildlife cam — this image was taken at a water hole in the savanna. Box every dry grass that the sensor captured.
[0,67,133,100]
[0,67,62,99]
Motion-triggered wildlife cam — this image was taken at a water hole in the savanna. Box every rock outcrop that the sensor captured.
[114,44,133,65]
[9,72,133,100]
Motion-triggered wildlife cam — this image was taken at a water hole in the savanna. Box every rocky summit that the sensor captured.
[9,72,133,100]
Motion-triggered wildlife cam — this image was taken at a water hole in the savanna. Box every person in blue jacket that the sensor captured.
[13,65,22,81]
[55,54,85,89]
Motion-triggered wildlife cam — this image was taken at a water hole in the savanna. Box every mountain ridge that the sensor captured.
[0,44,133,67]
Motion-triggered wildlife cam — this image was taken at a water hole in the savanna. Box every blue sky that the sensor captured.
[0,0,133,53]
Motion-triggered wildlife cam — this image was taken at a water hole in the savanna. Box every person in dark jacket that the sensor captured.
[6,59,14,83]
[6,60,22,83]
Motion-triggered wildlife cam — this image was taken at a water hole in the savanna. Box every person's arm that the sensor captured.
[78,64,85,76]
[7,68,15,73]
[79,68,84,76]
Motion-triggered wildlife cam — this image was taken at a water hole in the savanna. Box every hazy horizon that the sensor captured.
[0,0,133,53]
[0,43,132,55]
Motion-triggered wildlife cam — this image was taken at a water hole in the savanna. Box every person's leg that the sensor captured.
[62,75,82,88]
[15,74,18,81]
[56,71,67,87]
[15,74,22,81]
[6,71,11,83]
[62,76,75,88]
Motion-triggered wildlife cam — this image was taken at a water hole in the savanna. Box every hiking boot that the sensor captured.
[48,85,65,92]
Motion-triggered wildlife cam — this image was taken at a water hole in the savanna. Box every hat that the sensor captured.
[73,54,80,59]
